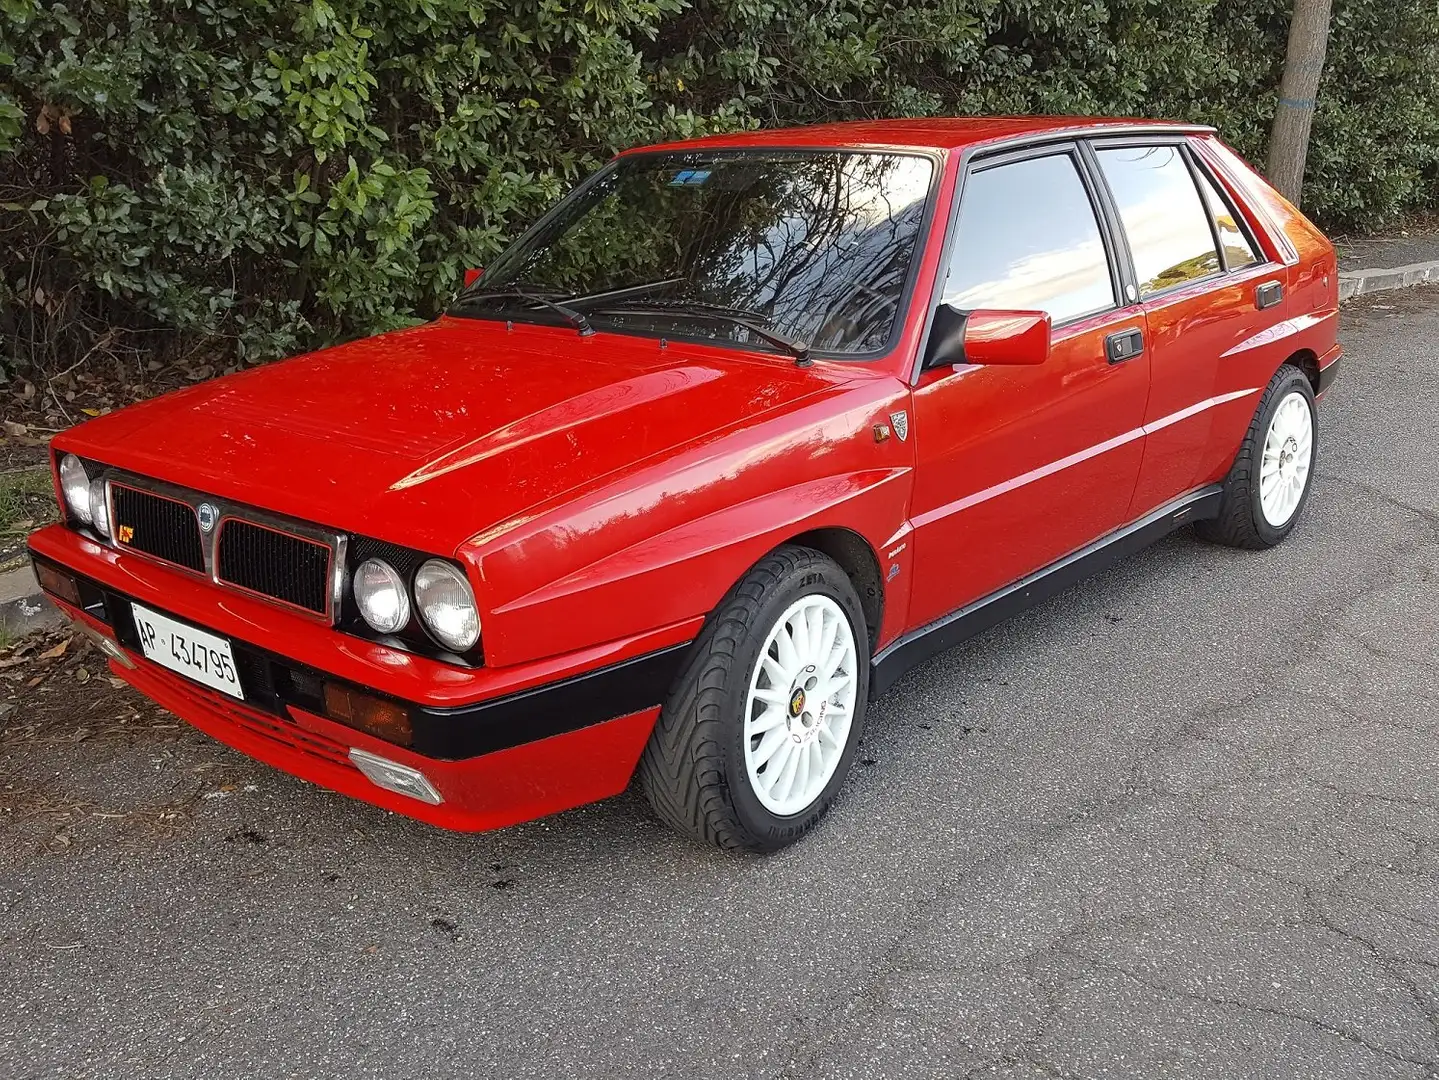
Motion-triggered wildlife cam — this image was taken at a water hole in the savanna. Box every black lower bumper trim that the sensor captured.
[1318,354,1342,394]
[414,644,690,760]
[29,550,691,762]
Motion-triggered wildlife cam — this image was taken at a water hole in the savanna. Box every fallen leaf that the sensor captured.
[2,420,27,437]
[74,667,91,683]
[25,677,41,688]
[38,640,69,661]
[81,408,101,417]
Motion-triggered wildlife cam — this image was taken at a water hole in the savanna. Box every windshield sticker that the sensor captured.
[669,169,711,186]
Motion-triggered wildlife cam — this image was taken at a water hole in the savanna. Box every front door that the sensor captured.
[907,147,1150,630]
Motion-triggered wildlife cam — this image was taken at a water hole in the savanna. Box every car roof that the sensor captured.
[624,116,1215,156]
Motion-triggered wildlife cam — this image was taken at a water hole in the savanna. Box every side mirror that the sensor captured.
[463,267,484,288]
[923,305,1052,369]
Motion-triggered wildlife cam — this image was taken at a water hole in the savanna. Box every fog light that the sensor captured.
[324,682,413,746]
[348,747,442,805]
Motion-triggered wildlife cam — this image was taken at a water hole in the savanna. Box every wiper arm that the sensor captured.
[454,287,594,335]
[588,302,810,363]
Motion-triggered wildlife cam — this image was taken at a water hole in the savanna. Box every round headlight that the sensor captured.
[88,478,110,538]
[354,559,410,634]
[59,454,92,524]
[414,559,480,653]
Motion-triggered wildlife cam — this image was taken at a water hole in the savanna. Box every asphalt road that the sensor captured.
[4,287,1439,1080]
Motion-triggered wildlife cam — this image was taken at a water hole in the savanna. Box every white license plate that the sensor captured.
[130,602,244,700]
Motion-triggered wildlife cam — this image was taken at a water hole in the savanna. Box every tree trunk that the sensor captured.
[1267,0,1334,207]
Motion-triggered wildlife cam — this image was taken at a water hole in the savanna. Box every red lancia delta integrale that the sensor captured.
[29,118,1340,851]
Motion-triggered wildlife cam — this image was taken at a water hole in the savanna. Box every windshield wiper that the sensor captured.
[454,287,594,335]
[587,301,810,363]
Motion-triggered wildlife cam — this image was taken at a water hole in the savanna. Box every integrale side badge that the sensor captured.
[889,410,909,442]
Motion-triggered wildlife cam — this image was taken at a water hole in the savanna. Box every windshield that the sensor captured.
[453,150,936,356]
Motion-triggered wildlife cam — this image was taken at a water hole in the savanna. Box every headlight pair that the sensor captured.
[353,556,480,653]
[58,453,112,538]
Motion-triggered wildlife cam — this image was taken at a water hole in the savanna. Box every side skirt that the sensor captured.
[870,485,1223,697]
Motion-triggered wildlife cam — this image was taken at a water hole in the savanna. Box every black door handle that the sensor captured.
[1105,327,1144,364]
[1256,280,1283,309]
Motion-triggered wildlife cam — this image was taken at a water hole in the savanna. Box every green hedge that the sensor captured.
[2,0,1436,375]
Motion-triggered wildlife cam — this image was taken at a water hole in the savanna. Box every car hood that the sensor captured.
[59,317,861,554]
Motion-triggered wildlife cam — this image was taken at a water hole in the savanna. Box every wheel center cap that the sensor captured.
[789,687,806,717]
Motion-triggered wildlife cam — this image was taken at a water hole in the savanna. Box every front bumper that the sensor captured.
[28,525,695,831]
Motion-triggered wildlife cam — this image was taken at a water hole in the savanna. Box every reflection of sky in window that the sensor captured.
[944,154,1114,323]
[1096,147,1220,296]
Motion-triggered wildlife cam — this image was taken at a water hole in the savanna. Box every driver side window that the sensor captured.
[944,153,1116,325]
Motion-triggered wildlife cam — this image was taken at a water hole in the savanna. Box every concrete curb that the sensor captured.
[1339,258,1439,300]
[0,564,60,638]
[2,255,1437,641]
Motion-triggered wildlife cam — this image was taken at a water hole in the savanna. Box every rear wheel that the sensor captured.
[638,545,870,852]
[1198,364,1317,549]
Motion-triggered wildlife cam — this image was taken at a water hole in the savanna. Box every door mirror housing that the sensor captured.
[463,267,484,288]
[924,305,1052,369]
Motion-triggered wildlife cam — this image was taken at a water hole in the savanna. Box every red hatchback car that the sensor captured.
[29,117,1339,851]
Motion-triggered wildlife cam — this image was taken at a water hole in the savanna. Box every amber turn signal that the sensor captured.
[323,682,413,747]
[34,560,82,607]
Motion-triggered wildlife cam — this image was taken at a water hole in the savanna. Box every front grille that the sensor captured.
[217,519,332,616]
[111,485,206,572]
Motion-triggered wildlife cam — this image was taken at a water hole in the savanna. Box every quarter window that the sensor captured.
[1194,168,1262,271]
[944,153,1116,324]
[1095,145,1222,298]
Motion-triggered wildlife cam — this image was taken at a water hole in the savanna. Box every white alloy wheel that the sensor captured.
[743,594,859,816]
[1258,389,1314,527]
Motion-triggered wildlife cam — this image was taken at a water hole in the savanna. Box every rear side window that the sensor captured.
[944,153,1115,324]
[1193,168,1261,271]
[1095,145,1221,298]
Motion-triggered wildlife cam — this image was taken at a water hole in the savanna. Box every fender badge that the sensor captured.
[196,502,219,534]
[889,410,909,441]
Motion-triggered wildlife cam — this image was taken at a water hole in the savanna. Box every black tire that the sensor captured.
[1197,363,1318,550]
[638,545,871,853]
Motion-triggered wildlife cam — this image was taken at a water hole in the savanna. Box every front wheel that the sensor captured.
[638,545,870,852]
[1198,364,1317,549]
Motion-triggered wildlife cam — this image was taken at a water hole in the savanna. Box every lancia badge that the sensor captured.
[196,502,219,534]
[889,410,909,442]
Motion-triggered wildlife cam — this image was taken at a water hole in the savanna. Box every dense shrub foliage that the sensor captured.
[1,0,1436,376]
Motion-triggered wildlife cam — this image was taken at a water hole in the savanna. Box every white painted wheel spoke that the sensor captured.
[764,737,794,784]
[743,593,859,817]
[1258,389,1314,528]
[774,627,800,672]
[748,705,788,734]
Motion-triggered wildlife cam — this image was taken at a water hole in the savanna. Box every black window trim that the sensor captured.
[451,144,946,364]
[1085,135,1230,305]
[916,139,1129,378]
[1180,143,1266,275]
[905,123,1223,387]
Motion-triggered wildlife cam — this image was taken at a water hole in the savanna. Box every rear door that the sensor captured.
[1088,140,1281,517]
[906,145,1150,630]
